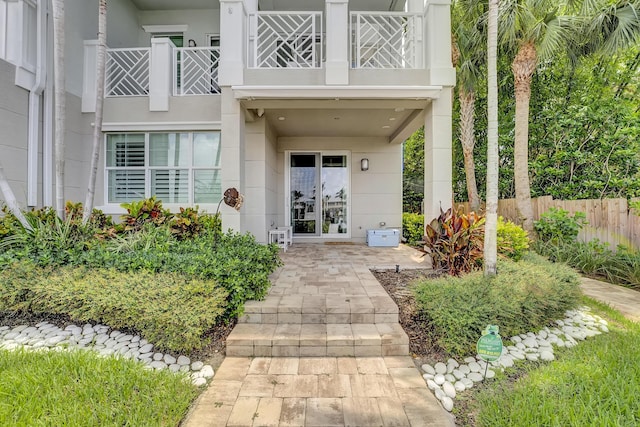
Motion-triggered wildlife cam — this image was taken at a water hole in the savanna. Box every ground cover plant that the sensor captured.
[0,263,227,352]
[412,253,581,356]
[470,298,640,427]
[533,207,640,289]
[0,199,281,351]
[0,348,197,426]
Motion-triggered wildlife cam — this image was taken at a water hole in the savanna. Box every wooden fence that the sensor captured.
[457,196,640,250]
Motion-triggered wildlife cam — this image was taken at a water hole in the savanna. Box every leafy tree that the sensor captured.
[403,127,424,213]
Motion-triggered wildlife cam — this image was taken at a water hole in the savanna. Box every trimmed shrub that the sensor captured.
[412,254,581,356]
[534,207,586,243]
[497,216,530,261]
[0,261,228,352]
[402,212,424,245]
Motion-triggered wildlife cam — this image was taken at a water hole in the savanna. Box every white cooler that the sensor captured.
[366,229,400,247]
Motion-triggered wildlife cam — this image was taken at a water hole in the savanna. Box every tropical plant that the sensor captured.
[120,196,172,231]
[424,207,485,275]
[0,167,30,230]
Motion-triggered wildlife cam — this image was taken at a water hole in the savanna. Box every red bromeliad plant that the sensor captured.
[424,207,484,276]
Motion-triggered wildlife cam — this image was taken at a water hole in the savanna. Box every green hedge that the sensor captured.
[402,212,424,245]
[412,253,581,356]
[0,262,228,352]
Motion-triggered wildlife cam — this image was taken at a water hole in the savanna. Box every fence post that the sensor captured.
[149,38,173,111]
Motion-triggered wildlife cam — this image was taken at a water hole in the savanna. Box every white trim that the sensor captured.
[142,25,188,34]
[285,150,352,239]
[232,85,442,100]
[101,121,222,132]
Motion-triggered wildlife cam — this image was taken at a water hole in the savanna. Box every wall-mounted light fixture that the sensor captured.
[188,39,197,47]
[361,158,369,171]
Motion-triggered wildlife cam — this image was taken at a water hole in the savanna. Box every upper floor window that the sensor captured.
[106,132,222,205]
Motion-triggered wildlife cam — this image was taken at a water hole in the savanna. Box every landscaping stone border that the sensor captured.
[420,307,610,412]
[0,321,214,386]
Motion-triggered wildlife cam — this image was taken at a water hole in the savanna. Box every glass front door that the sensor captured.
[289,152,349,237]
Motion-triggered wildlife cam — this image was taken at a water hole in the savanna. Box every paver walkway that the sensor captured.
[184,243,455,426]
[580,277,640,322]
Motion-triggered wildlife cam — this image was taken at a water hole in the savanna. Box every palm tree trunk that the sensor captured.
[0,164,31,230]
[52,0,66,219]
[83,0,107,223]
[512,42,537,233]
[483,0,499,277]
[459,87,481,212]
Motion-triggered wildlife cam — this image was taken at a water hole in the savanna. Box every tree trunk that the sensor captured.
[483,0,499,277]
[52,0,66,218]
[0,164,31,230]
[459,87,481,212]
[512,42,537,233]
[83,0,107,223]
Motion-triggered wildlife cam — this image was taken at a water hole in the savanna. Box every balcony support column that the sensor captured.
[149,38,173,111]
[219,0,246,86]
[325,0,349,85]
[423,88,453,222]
[424,0,455,86]
[81,40,98,113]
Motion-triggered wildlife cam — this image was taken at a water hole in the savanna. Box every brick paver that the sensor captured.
[183,244,454,426]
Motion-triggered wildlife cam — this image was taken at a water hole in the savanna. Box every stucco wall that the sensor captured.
[277,136,402,242]
[137,9,220,47]
[0,59,29,206]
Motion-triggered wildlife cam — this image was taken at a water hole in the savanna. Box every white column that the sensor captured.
[220,88,245,232]
[407,0,424,69]
[424,88,453,221]
[219,0,246,86]
[149,37,172,111]
[81,40,98,113]
[424,0,455,85]
[325,0,349,85]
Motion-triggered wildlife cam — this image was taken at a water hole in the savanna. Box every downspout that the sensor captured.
[43,0,53,206]
[27,0,47,207]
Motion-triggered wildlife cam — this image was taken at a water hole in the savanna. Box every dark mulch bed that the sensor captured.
[372,268,449,364]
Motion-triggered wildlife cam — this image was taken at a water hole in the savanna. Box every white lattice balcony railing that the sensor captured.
[105,48,150,96]
[174,47,220,96]
[350,12,422,69]
[250,11,323,68]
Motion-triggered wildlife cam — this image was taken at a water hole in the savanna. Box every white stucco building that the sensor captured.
[0,0,454,243]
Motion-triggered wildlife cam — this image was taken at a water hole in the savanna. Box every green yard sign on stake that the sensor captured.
[477,325,503,379]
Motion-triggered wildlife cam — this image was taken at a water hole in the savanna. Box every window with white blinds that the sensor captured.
[106,132,221,204]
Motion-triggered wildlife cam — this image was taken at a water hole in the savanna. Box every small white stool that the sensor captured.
[269,228,289,251]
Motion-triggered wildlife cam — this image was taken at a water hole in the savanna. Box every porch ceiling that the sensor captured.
[262,107,421,138]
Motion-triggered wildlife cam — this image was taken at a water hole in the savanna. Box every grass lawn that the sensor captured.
[0,349,197,426]
[471,297,640,427]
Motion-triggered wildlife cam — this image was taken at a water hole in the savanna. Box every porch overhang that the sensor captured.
[232,85,441,141]
[232,85,443,101]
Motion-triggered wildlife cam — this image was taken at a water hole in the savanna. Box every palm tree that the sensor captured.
[0,164,30,229]
[83,0,107,223]
[498,0,578,232]
[452,1,485,212]
[500,0,639,233]
[484,0,499,276]
[52,0,66,218]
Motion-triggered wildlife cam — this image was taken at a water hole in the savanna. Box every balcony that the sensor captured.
[102,46,220,98]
